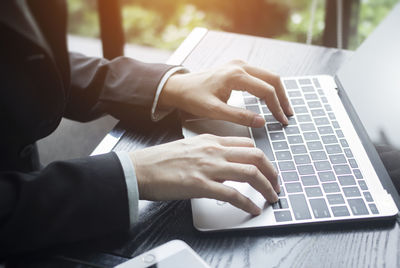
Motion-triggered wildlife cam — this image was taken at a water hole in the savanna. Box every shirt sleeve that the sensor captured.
[151,66,190,122]
[115,151,139,229]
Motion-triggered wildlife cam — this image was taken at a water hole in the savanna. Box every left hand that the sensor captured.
[158,60,293,127]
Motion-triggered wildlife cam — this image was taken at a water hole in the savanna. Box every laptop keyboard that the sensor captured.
[243,77,379,223]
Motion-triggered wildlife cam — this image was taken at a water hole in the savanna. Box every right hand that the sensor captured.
[130,134,279,215]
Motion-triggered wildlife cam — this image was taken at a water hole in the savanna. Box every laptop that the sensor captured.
[181,4,400,231]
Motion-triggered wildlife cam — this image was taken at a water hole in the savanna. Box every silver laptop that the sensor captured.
[184,4,400,231]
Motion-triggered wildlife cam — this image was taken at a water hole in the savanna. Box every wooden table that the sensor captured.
[20,29,400,268]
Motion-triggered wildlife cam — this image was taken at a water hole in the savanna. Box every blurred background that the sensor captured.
[68,0,397,51]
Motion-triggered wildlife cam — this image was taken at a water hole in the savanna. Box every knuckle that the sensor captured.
[230,59,246,66]
[227,188,241,201]
[244,165,258,177]
[203,144,223,155]
[252,148,265,162]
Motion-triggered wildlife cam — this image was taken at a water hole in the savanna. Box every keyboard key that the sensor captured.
[343,187,361,197]
[291,98,305,106]
[327,194,345,205]
[274,210,293,222]
[294,106,308,114]
[336,129,344,138]
[281,171,299,182]
[305,186,323,197]
[321,97,328,103]
[298,165,315,175]
[304,93,318,100]
[267,123,283,131]
[308,101,322,108]
[264,114,278,122]
[304,132,319,141]
[279,161,296,171]
[348,159,358,168]
[348,199,369,215]
[294,154,311,165]
[338,175,356,186]
[290,145,307,154]
[322,135,338,144]
[278,188,286,197]
[287,117,297,125]
[329,154,347,164]
[289,194,312,220]
[251,127,275,161]
[331,206,350,217]
[318,126,334,135]
[299,79,312,85]
[285,126,300,135]
[340,139,349,147]
[278,198,289,209]
[301,175,319,186]
[324,104,332,111]
[317,89,324,95]
[285,182,303,193]
[318,171,336,182]
[288,135,304,144]
[246,105,260,114]
[322,182,340,193]
[276,151,292,160]
[344,148,353,158]
[313,78,321,88]
[307,141,323,151]
[309,198,331,218]
[328,112,336,120]
[369,204,379,214]
[244,97,257,105]
[301,86,314,93]
[272,141,289,150]
[311,109,326,117]
[243,92,252,97]
[288,90,302,98]
[333,164,351,175]
[300,123,316,132]
[310,151,327,161]
[270,132,286,141]
[284,80,298,89]
[358,180,368,190]
[315,117,330,125]
[326,144,342,154]
[332,121,340,128]
[364,192,374,202]
[297,114,312,122]
[353,169,363,179]
[314,161,332,171]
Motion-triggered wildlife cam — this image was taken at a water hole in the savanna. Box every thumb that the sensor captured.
[215,102,265,127]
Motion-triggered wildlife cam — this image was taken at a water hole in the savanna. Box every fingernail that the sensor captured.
[251,115,265,128]
[282,114,289,125]
[275,184,281,194]
[288,105,294,116]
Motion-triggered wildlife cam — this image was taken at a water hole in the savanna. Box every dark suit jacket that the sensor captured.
[0,0,177,257]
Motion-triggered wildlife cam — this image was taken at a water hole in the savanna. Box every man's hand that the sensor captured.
[130,134,280,215]
[159,60,293,127]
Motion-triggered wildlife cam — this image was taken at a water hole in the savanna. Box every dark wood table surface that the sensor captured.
[19,31,400,268]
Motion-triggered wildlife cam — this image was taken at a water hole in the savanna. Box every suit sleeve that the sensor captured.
[0,152,130,257]
[65,52,178,124]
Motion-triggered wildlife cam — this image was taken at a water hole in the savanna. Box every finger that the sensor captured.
[223,147,279,192]
[234,74,288,125]
[201,180,262,215]
[211,162,279,203]
[213,101,266,128]
[243,65,293,116]
[216,136,255,148]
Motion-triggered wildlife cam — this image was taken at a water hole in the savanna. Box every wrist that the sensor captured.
[158,73,185,110]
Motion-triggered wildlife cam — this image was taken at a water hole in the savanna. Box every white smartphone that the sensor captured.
[114,240,210,268]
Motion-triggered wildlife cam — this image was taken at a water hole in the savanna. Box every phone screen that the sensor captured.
[148,249,208,268]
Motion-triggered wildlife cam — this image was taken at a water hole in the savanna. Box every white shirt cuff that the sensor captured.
[151,66,189,122]
[115,151,139,229]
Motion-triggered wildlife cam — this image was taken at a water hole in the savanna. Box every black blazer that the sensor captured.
[0,0,177,257]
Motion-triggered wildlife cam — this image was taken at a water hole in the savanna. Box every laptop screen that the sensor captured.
[336,4,400,153]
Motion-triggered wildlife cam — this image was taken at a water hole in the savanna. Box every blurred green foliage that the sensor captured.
[67,0,398,50]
